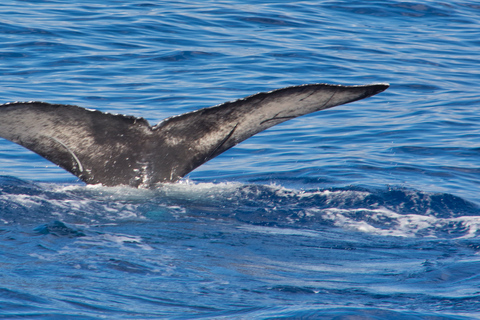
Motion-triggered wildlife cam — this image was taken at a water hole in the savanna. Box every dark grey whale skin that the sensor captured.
[0,83,388,187]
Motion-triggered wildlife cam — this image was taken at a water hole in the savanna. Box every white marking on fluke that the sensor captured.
[49,136,84,173]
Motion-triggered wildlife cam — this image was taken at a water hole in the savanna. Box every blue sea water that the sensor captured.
[0,0,480,319]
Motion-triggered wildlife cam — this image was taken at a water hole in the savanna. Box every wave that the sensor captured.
[0,176,478,239]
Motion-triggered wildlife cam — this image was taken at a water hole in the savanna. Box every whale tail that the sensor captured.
[0,83,388,187]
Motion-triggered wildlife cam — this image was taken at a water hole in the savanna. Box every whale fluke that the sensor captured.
[0,83,388,187]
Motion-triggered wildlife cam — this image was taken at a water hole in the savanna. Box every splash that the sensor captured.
[0,177,478,239]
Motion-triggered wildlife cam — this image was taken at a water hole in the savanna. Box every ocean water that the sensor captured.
[0,1,480,319]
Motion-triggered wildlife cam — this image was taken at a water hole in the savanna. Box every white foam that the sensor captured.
[317,207,480,238]
[238,225,322,238]
[78,233,154,251]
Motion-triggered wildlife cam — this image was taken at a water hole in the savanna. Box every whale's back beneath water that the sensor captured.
[0,83,388,187]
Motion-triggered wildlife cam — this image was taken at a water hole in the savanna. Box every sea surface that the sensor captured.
[0,1,479,319]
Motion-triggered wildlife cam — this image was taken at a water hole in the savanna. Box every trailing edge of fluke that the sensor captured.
[0,83,388,187]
